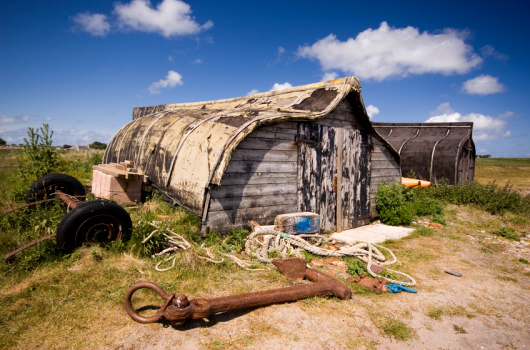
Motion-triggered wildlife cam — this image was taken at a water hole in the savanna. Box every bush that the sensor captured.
[419,180,530,216]
[376,182,414,226]
[17,124,60,182]
[89,141,107,150]
[0,137,6,145]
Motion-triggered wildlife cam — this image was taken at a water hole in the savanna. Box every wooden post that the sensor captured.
[336,128,343,233]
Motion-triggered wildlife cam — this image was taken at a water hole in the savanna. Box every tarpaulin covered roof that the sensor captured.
[104,76,372,213]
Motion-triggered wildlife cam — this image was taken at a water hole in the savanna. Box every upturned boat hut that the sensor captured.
[372,122,475,185]
[104,77,401,233]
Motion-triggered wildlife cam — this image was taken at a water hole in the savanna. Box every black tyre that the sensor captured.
[56,200,132,252]
[27,173,86,202]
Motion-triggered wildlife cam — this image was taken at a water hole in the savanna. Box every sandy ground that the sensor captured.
[103,217,530,350]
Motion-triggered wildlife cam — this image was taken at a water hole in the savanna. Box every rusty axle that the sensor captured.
[124,258,352,326]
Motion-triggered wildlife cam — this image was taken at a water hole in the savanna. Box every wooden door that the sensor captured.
[297,123,371,232]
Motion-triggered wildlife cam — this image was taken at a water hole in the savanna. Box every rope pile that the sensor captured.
[245,224,416,287]
[141,222,191,271]
[140,221,416,287]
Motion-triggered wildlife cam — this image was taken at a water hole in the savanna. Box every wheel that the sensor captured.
[27,173,86,202]
[56,200,132,252]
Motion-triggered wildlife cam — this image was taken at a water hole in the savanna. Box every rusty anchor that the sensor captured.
[124,257,352,326]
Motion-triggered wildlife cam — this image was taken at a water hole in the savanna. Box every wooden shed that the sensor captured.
[372,122,475,185]
[104,77,400,233]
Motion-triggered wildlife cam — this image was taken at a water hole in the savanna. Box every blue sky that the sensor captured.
[1,0,529,157]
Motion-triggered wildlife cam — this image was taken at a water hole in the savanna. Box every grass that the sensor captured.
[475,158,530,190]
[2,145,530,348]
[491,227,520,241]
[453,324,467,334]
[377,315,415,340]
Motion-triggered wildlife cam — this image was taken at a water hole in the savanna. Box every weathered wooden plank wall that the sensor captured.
[204,122,299,233]
[369,137,401,215]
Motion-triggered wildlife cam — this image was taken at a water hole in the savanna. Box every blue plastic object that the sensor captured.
[387,283,417,293]
[294,216,320,234]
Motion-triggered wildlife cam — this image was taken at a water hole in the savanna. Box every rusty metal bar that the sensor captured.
[55,190,80,210]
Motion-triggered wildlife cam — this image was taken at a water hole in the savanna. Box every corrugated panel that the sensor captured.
[104,77,366,213]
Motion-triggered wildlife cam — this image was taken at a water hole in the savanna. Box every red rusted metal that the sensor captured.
[351,273,387,294]
[55,190,80,209]
[124,257,352,326]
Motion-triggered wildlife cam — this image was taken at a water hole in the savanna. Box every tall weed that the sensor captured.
[17,124,60,182]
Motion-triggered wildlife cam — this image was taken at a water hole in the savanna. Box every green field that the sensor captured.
[475,157,530,191]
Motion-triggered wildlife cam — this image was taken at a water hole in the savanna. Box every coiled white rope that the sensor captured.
[245,225,416,287]
[140,222,192,271]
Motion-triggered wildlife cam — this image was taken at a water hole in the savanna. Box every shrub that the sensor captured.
[0,137,6,145]
[89,141,107,150]
[419,180,530,216]
[17,124,60,182]
[376,182,414,226]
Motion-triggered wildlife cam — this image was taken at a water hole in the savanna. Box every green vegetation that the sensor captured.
[344,256,368,276]
[0,137,6,145]
[379,317,414,340]
[475,157,530,190]
[2,127,529,348]
[453,325,467,334]
[17,124,60,182]
[89,141,107,150]
[376,175,530,228]
[420,180,530,216]
[491,227,520,241]
[428,308,444,320]
[376,182,445,226]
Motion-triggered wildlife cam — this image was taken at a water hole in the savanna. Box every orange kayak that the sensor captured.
[401,177,431,188]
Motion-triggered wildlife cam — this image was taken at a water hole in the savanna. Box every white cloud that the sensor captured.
[429,102,454,116]
[148,70,183,94]
[425,103,511,140]
[481,45,509,61]
[114,0,213,37]
[45,117,53,121]
[247,89,260,95]
[0,114,34,128]
[366,105,379,119]
[269,82,293,91]
[321,72,338,81]
[0,115,16,124]
[192,58,202,64]
[298,22,482,81]
[462,75,505,95]
[72,12,111,37]
[497,111,515,119]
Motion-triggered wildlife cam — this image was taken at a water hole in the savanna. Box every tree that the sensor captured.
[0,137,6,145]
[89,141,107,150]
